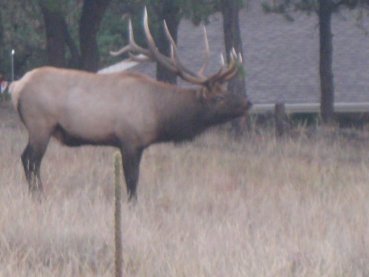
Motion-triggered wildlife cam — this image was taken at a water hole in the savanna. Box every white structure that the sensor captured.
[102,2,369,107]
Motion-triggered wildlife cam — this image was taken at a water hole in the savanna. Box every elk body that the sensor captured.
[10,9,251,200]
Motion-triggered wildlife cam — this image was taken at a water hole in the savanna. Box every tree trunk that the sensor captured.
[79,0,111,72]
[0,11,3,47]
[40,3,66,68]
[220,0,248,135]
[154,2,180,84]
[65,25,81,69]
[0,11,4,74]
[319,0,335,124]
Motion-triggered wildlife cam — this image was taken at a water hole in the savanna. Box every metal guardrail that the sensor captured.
[98,59,369,116]
[250,102,369,114]
[99,60,369,116]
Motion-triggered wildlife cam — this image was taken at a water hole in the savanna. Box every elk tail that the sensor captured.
[8,80,22,113]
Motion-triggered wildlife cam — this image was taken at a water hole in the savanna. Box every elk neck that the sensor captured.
[154,86,211,143]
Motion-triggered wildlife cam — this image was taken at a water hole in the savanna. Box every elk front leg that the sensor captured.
[120,146,143,201]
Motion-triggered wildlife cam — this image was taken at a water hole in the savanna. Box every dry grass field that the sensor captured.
[1,102,369,276]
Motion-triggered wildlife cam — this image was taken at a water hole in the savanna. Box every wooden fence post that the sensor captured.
[114,152,123,277]
[275,102,290,138]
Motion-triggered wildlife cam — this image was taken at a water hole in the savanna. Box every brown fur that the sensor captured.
[10,66,251,200]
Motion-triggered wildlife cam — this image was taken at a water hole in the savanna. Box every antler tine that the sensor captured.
[110,19,134,56]
[220,53,240,81]
[238,52,243,63]
[143,7,157,53]
[198,25,210,77]
[162,20,202,79]
[162,21,181,65]
[142,7,179,73]
[207,49,240,82]
[230,48,237,61]
[220,53,225,66]
[128,53,151,62]
[110,18,152,58]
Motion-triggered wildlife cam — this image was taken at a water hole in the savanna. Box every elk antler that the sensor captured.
[111,7,242,85]
[198,25,210,78]
[214,49,241,81]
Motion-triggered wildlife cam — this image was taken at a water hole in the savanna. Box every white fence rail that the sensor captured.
[250,102,369,115]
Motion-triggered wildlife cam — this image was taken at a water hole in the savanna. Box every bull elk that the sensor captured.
[10,8,251,201]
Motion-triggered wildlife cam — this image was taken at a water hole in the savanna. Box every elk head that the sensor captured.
[111,7,251,124]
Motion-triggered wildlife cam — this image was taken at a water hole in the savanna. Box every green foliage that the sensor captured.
[179,0,218,24]
[38,0,63,13]
[0,91,10,102]
[123,0,219,26]
[262,0,368,18]
[261,1,295,21]
[237,62,246,79]
[98,1,126,67]
[0,1,45,78]
[0,0,222,75]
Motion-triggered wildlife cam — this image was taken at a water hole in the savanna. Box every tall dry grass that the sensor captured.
[1,107,369,276]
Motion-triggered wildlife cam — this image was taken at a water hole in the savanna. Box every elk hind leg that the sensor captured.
[21,133,50,195]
